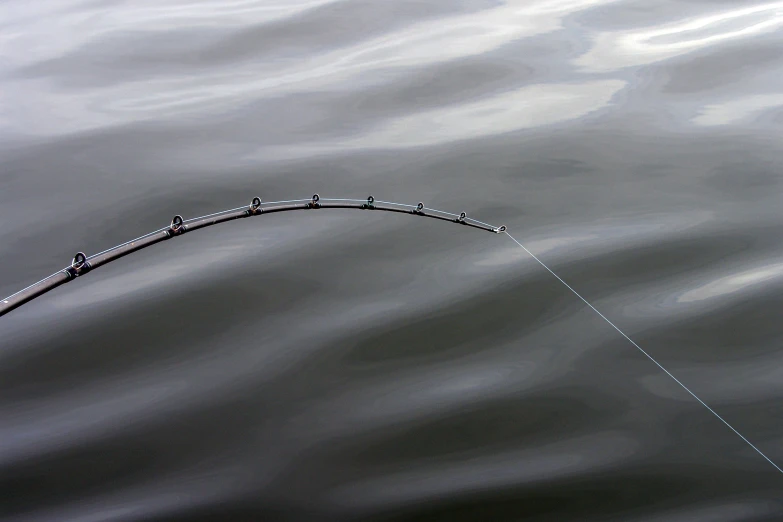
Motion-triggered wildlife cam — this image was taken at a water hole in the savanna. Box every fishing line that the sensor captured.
[1,194,780,475]
[504,230,783,475]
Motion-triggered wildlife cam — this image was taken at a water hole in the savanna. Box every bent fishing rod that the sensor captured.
[2,192,781,477]
[0,195,506,318]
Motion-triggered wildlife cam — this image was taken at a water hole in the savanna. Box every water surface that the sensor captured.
[1,1,783,520]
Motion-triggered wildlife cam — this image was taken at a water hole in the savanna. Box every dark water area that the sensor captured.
[2,1,783,520]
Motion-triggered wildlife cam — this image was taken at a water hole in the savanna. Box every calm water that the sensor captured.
[2,1,783,520]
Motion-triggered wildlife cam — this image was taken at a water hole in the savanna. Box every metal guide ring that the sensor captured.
[71,252,87,269]
[170,215,184,230]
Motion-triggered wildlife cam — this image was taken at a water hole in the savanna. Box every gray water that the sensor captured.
[2,1,783,520]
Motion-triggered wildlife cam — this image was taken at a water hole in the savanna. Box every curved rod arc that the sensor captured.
[3,195,780,478]
[0,196,506,318]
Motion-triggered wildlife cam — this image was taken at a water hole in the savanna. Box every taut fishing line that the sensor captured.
[503,231,783,475]
[1,194,780,474]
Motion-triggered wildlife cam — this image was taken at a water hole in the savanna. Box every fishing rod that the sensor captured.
[0,195,506,318]
[2,192,781,476]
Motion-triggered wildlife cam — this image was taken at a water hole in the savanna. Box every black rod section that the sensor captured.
[1,196,505,318]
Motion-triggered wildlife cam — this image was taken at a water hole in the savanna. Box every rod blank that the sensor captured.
[1,197,505,318]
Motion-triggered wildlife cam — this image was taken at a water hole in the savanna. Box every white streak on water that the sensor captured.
[327,432,638,511]
[0,0,340,64]
[693,93,783,126]
[678,262,783,303]
[344,81,625,149]
[576,2,783,72]
[263,80,626,159]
